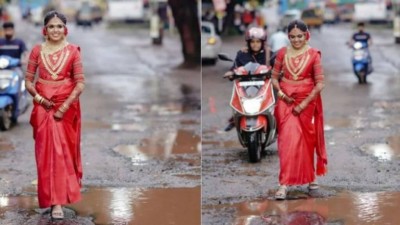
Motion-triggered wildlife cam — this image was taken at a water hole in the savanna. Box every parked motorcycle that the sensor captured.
[351,41,372,84]
[219,53,277,163]
[0,56,29,131]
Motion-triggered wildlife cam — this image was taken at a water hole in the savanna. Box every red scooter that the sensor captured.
[219,54,277,162]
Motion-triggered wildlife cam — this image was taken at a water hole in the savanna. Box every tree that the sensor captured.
[168,0,200,67]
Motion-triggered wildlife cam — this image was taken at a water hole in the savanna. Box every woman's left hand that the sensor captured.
[292,105,303,116]
[53,110,64,121]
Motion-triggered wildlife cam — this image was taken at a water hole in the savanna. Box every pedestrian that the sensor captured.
[268,26,290,58]
[24,10,85,220]
[271,20,327,200]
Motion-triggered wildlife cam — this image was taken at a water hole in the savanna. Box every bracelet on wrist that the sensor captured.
[278,90,286,99]
[58,104,68,113]
[34,94,44,104]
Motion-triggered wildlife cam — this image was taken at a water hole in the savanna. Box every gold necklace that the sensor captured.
[41,41,68,54]
[287,45,309,58]
[40,42,70,80]
[285,45,310,80]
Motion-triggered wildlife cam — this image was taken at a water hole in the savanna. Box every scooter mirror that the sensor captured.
[218,53,233,62]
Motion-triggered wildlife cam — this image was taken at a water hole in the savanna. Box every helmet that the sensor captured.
[245,27,266,41]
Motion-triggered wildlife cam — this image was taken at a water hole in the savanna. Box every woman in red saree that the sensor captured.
[25,11,85,219]
[271,20,327,200]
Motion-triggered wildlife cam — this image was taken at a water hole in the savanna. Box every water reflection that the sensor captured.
[125,102,183,116]
[209,191,400,225]
[0,187,200,225]
[324,117,352,130]
[111,123,147,131]
[0,137,14,151]
[113,129,200,165]
[202,140,240,149]
[360,135,400,161]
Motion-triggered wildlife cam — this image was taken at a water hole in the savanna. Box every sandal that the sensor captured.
[51,205,64,220]
[275,185,288,200]
[308,181,319,190]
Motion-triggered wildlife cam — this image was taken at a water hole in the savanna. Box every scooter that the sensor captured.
[219,53,277,163]
[0,56,29,131]
[351,41,372,84]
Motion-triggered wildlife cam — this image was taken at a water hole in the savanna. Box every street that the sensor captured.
[202,23,400,225]
[0,9,200,225]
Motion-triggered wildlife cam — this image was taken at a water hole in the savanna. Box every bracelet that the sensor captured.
[58,104,68,113]
[277,90,286,99]
[34,94,44,104]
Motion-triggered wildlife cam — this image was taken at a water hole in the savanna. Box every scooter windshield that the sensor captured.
[243,62,260,74]
[240,62,265,98]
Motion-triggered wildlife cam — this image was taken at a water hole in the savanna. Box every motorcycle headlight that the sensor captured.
[207,37,216,45]
[0,58,10,69]
[242,97,263,114]
[353,42,363,50]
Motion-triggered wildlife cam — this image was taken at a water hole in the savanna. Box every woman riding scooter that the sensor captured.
[224,27,270,131]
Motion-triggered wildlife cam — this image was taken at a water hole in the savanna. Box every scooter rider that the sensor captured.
[349,22,373,72]
[223,27,269,131]
[0,22,28,67]
[350,22,372,47]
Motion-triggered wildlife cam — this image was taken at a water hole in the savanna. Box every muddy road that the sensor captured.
[202,23,400,224]
[0,9,200,225]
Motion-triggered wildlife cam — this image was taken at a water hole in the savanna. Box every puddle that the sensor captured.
[113,130,200,165]
[207,191,400,225]
[202,140,241,149]
[324,118,352,130]
[0,186,200,225]
[180,119,199,125]
[126,102,184,116]
[111,123,147,132]
[173,174,201,180]
[0,137,14,158]
[360,135,400,161]
[82,120,110,129]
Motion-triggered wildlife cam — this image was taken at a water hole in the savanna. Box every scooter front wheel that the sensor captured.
[247,131,262,163]
[0,108,12,131]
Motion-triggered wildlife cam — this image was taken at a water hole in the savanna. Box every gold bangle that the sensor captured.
[34,94,43,104]
[278,90,286,99]
[39,97,44,105]
[58,104,68,113]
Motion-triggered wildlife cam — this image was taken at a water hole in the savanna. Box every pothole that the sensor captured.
[360,135,400,161]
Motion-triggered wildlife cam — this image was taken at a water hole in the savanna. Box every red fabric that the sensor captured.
[27,44,83,208]
[273,47,327,185]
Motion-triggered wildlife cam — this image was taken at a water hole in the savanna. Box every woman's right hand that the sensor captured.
[41,98,54,110]
[282,95,294,105]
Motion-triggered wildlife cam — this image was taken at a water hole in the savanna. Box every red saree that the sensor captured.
[26,43,84,208]
[272,46,327,186]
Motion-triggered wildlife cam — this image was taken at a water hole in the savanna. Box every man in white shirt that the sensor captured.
[268,27,290,56]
